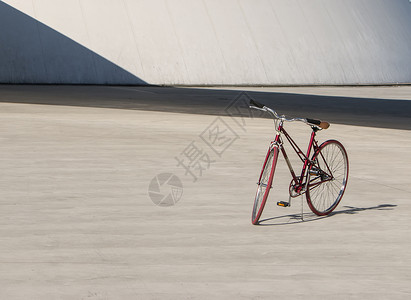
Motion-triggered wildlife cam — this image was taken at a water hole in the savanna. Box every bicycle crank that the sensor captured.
[289,177,305,198]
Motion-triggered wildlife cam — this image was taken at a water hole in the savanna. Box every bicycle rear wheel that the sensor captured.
[306,140,348,216]
[252,148,279,225]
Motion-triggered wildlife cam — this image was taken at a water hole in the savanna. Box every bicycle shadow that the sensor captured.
[257,204,397,226]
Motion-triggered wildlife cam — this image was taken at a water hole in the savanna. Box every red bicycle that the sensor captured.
[250,100,349,225]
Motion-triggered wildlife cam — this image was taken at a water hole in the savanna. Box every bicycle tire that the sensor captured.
[306,140,349,216]
[251,148,279,225]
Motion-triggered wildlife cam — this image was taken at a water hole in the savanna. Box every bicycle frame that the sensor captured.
[271,119,322,197]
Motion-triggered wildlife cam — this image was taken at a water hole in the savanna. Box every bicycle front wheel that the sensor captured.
[306,140,348,216]
[252,148,279,225]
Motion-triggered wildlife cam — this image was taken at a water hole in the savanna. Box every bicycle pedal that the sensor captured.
[277,201,290,207]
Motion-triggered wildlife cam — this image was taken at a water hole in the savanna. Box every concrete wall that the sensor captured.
[1,0,411,85]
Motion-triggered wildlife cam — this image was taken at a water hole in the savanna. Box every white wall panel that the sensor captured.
[123,0,191,84]
[1,0,411,85]
[165,0,226,85]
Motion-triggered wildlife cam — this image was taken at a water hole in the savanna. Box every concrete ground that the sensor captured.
[0,85,410,299]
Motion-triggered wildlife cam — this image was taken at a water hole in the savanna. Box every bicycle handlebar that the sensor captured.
[249,99,265,109]
[249,99,330,129]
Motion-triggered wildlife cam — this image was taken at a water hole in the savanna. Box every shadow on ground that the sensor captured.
[258,204,397,226]
[0,85,410,130]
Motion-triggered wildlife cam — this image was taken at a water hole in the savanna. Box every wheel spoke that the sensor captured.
[307,141,348,216]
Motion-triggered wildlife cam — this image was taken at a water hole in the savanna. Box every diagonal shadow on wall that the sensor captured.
[0,2,145,85]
